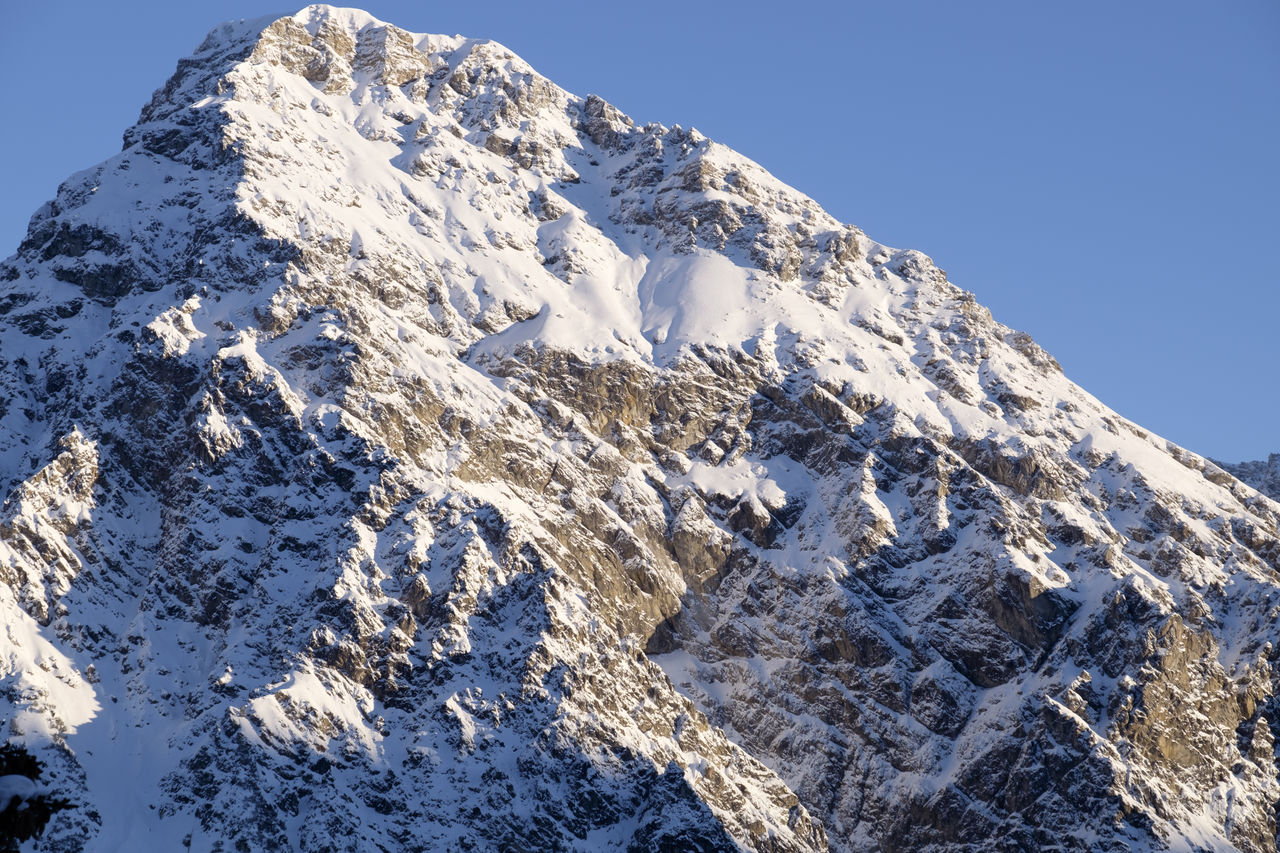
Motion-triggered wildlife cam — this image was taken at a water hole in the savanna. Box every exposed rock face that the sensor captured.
[1220,454,1280,503]
[1,6,1277,852]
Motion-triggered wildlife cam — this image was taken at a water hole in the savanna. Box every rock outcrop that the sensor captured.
[1,7,1277,852]
[1220,454,1280,503]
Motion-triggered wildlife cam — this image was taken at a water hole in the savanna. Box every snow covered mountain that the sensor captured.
[1220,456,1280,504]
[1,6,1278,851]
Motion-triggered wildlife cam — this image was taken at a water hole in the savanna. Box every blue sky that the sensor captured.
[2,1,1276,461]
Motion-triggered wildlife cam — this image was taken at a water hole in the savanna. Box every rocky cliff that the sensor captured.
[1220,456,1280,504]
[1,7,1278,851]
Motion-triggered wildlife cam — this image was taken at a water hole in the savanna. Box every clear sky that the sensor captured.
[2,1,1276,461]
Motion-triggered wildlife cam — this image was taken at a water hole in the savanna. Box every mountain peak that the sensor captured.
[2,7,1279,852]
[195,5,395,54]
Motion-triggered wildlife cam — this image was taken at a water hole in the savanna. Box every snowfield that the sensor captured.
[0,6,1278,852]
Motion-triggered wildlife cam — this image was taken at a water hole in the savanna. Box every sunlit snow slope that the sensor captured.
[1,7,1278,852]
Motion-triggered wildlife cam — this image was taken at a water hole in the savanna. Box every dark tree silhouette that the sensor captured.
[0,744,72,852]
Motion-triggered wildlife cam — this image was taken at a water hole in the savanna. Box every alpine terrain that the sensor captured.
[2,7,1278,851]
[1220,457,1280,505]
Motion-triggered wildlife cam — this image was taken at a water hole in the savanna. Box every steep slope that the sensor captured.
[1219,456,1280,504]
[1,7,1277,852]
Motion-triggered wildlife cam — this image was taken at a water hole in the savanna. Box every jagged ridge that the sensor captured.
[1219,455,1280,504]
[1,6,1278,852]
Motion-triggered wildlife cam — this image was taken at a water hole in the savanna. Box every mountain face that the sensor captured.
[1,6,1278,851]
[1220,456,1280,504]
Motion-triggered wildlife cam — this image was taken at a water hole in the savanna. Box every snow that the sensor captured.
[0,774,37,808]
[0,4,1275,852]
[676,457,786,508]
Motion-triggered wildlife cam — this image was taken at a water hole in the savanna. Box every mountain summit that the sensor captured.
[1,7,1278,851]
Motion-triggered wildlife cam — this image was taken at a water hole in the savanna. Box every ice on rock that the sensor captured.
[0,6,1277,853]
